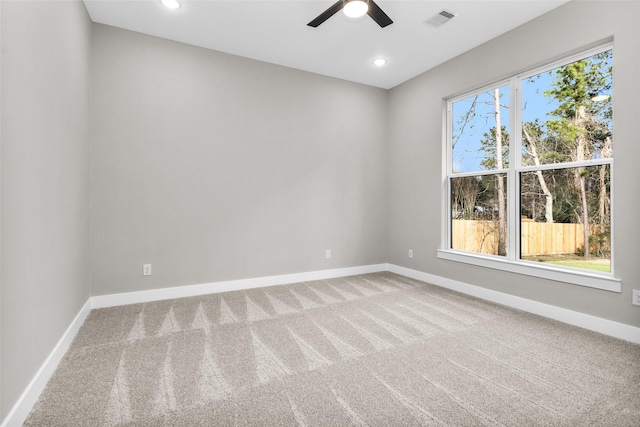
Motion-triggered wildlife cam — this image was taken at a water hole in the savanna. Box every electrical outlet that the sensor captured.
[633,290,640,307]
[325,250,331,259]
[408,249,414,259]
[143,264,152,276]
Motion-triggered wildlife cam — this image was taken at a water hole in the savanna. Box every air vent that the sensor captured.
[425,10,457,27]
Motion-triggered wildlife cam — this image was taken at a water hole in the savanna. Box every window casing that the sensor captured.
[439,44,620,292]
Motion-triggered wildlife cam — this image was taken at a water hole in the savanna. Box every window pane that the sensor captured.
[521,50,613,166]
[451,174,508,256]
[452,85,509,174]
[520,165,611,272]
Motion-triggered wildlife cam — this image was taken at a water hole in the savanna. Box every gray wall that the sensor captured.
[387,0,640,328]
[90,24,389,296]
[0,0,91,420]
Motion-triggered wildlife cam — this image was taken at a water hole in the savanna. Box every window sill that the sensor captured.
[436,249,621,293]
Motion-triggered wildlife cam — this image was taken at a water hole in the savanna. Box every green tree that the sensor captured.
[544,51,612,257]
[480,126,509,170]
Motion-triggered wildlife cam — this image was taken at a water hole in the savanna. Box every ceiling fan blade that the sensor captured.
[307,0,344,27]
[367,0,393,28]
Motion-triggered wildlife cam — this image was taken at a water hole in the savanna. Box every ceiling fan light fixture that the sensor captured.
[343,0,369,18]
[160,0,180,10]
[307,0,391,28]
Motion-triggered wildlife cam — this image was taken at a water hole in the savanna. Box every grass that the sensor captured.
[546,259,611,272]
[523,254,611,273]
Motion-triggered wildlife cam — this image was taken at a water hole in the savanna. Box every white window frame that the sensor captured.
[438,43,621,293]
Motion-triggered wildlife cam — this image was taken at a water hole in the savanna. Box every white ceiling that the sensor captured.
[83,0,569,89]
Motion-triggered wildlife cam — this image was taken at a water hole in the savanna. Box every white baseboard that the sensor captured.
[1,299,92,427]
[387,264,640,345]
[91,264,388,309]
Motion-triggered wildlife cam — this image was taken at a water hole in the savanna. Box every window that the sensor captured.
[441,45,619,292]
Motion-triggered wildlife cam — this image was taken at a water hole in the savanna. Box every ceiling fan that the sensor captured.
[308,0,393,28]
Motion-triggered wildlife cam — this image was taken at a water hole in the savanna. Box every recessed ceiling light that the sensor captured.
[160,0,180,10]
[373,58,387,67]
[344,0,368,19]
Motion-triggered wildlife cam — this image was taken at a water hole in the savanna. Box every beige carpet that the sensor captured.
[25,272,640,426]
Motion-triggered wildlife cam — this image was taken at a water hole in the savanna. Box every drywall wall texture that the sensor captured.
[0,0,91,420]
[387,0,640,328]
[91,24,388,296]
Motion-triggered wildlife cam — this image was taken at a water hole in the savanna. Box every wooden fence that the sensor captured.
[452,219,604,256]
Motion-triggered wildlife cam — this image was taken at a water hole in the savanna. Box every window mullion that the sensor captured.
[518,158,612,172]
[445,100,453,251]
[508,77,520,261]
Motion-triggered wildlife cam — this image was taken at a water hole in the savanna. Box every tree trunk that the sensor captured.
[494,89,506,256]
[523,126,553,223]
[575,105,590,258]
[598,165,606,233]
[598,137,612,234]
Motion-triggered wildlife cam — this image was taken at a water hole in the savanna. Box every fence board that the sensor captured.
[452,220,601,256]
